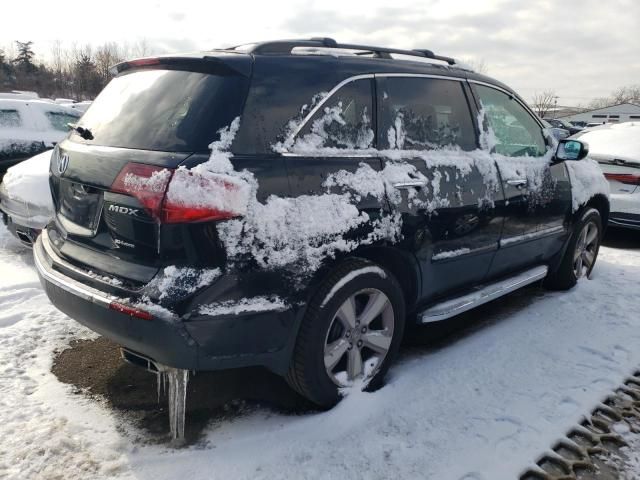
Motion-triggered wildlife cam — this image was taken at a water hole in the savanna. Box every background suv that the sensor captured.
[34,38,609,407]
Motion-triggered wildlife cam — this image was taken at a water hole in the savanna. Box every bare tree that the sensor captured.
[531,90,558,118]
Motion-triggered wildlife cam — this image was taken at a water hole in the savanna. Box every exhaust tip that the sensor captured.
[120,348,159,373]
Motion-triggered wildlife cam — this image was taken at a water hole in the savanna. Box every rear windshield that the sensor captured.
[72,68,248,152]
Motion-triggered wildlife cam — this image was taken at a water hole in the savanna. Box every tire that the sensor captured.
[286,258,405,408]
[545,208,602,290]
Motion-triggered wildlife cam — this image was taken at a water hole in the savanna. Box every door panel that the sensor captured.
[376,76,503,301]
[471,83,572,278]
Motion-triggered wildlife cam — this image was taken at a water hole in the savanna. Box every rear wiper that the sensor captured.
[67,123,94,140]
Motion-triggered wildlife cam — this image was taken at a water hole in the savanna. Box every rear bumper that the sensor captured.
[34,229,302,374]
[608,192,640,229]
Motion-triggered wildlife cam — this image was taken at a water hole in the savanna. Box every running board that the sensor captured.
[419,265,548,323]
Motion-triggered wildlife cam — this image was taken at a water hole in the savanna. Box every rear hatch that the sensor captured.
[592,155,640,195]
[48,55,251,288]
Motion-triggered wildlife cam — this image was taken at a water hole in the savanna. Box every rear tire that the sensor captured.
[545,208,602,290]
[286,258,405,408]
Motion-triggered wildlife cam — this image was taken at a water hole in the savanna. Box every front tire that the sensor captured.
[286,258,405,408]
[545,208,602,290]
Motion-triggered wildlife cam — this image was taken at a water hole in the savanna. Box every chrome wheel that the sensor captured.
[323,288,395,387]
[573,220,599,279]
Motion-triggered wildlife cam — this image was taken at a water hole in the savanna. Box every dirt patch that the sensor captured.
[52,337,312,445]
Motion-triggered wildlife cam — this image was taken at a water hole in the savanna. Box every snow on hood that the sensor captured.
[2,149,54,209]
[576,122,640,164]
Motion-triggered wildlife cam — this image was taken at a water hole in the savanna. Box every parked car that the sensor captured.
[573,122,640,230]
[34,38,609,408]
[0,149,54,245]
[544,118,583,135]
[0,98,81,177]
[541,119,570,140]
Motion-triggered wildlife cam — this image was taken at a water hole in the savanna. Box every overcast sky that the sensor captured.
[3,0,639,106]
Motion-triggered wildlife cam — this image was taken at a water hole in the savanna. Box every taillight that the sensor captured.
[163,168,248,223]
[111,163,173,219]
[604,172,640,185]
[111,163,247,224]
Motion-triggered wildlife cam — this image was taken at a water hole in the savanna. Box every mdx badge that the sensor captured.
[108,204,139,216]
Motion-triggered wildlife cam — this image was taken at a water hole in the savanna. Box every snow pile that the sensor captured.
[218,194,400,272]
[2,149,54,209]
[148,266,221,300]
[565,158,610,212]
[199,295,288,316]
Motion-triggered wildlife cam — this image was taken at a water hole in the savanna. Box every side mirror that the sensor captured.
[555,139,589,161]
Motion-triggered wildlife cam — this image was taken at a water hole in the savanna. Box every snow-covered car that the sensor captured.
[0,149,54,245]
[0,98,81,176]
[573,122,640,230]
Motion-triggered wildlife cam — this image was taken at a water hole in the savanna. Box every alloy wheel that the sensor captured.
[323,288,395,387]
[573,220,599,279]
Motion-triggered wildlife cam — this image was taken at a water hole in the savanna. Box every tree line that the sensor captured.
[532,85,640,118]
[0,40,152,101]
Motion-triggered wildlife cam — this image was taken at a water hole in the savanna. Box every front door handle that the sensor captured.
[506,178,528,189]
[393,181,428,189]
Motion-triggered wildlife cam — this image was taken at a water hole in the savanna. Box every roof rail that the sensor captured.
[230,38,460,67]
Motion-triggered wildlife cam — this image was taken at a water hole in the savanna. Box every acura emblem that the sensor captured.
[57,153,69,175]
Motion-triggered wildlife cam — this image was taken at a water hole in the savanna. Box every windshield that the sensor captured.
[72,68,248,152]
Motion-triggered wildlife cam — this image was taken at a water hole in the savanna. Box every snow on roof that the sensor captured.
[576,121,640,162]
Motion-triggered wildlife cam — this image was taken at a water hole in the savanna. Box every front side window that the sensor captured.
[0,109,22,128]
[45,111,80,132]
[475,85,546,157]
[379,77,476,151]
[295,78,374,150]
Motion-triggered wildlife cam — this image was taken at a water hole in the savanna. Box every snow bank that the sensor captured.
[2,149,54,209]
[199,296,287,316]
[565,158,610,212]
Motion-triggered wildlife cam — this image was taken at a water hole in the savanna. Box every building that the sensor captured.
[558,103,640,125]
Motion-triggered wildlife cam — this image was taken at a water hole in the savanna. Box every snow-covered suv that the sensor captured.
[34,38,609,408]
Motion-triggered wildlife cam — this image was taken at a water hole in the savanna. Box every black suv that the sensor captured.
[34,38,609,407]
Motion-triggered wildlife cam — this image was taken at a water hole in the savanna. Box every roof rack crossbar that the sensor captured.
[240,38,458,66]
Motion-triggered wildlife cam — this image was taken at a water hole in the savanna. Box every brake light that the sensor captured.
[163,168,247,223]
[128,58,161,68]
[604,172,640,185]
[111,163,173,219]
[109,301,154,321]
[111,163,247,224]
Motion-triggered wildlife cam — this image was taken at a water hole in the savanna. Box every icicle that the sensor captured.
[168,368,189,444]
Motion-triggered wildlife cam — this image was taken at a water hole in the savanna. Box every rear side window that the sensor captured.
[379,77,476,151]
[296,78,374,149]
[475,85,546,157]
[45,111,79,132]
[0,109,22,128]
[73,69,248,152]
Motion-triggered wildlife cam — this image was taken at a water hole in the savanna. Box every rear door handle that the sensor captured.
[393,181,428,189]
[506,178,527,188]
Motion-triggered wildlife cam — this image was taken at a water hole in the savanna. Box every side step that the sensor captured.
[419,265,548,323]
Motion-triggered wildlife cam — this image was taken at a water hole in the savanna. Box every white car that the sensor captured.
[0,98,81,176]
[573,122,640,230]
[0,149,54,245]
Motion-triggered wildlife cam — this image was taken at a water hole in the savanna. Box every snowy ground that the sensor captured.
[1,224,640,480]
